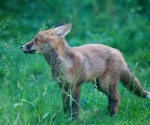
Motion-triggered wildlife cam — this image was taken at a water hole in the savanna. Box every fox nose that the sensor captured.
[21,46,23,49]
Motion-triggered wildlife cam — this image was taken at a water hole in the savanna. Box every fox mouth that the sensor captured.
[23,50,36,54]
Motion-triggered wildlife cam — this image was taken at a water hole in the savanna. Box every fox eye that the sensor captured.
[35,37,39,42]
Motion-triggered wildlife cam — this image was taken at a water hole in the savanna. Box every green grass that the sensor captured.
[1,1,150,124]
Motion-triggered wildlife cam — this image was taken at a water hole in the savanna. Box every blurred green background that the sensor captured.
[0,0,150,124]
[1,0,150,58]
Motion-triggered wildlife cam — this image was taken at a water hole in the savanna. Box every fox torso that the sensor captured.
[41,36,127,86]
[72,44,124,82]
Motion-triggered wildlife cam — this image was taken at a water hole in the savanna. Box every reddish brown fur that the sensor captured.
[21,23,150,119]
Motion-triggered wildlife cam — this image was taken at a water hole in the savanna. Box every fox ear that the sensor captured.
[52,23,72,38]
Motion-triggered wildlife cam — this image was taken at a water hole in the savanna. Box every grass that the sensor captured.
[1,1,150,124]
[1,26,150,125]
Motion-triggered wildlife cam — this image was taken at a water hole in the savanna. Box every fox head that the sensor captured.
[21,23,72,54]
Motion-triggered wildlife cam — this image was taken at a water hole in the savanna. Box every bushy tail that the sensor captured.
[120,63,150,98]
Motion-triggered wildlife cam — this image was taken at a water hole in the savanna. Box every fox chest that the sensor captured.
[51,69,72,83]
[50,61,73,83]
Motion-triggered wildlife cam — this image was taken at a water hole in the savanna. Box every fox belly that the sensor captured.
[83,56,106,81]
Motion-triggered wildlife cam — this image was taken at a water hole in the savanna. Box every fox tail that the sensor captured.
[120,63,150,99]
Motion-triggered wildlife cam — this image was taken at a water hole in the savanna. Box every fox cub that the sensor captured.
[21,23,150,119]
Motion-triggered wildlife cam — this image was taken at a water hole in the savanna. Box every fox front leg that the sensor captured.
[62,89,71,116]
[59,83,81,120]
[71,85,81,119]
[59,84,71,117]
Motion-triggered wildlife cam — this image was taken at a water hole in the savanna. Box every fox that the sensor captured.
[21,23,150,119]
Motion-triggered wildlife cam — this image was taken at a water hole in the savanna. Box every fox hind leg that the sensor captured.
[107,84,120,116]
[94,75,120,116]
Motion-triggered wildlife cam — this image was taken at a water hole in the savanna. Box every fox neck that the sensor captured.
[43,39,72,80]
